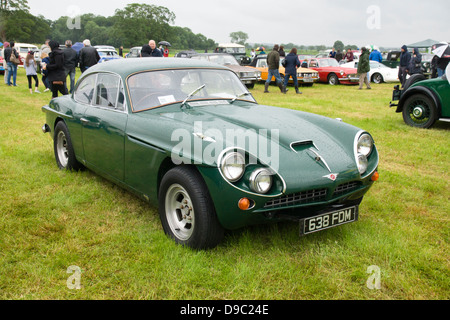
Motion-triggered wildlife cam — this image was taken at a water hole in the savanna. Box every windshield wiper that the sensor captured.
[230,92,251,104]
[181,84,206,109]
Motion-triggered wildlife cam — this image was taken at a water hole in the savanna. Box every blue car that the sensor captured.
[95,46,122,63]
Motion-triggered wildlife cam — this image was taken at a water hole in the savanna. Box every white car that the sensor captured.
[341,60,399,83]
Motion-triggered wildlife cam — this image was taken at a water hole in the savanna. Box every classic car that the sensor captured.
[390,65,450,128]
[249,54,319,86]
[42,58,379,249]
[174,50,198,58]
[94,46,122,63]
[340,61,399,83]
[191,53,261,88]
[14,43,38,67]
[125,46,142,58]
[215,43,250,65]
[304,58,359,85]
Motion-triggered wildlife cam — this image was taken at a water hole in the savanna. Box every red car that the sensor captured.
[0,56,4,74]
[304,58,359,85]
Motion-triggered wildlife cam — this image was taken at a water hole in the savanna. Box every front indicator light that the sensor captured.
[371,172,379,181]
[238,198,251,211]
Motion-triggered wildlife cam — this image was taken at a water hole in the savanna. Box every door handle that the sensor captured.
[80,118,90,124]
[80,118,100,128]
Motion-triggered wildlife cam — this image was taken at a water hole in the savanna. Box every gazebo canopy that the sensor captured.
[407,39,439,48]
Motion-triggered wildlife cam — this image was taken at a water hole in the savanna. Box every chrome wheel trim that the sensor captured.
[165,184,195,241]
[56,131,69,168]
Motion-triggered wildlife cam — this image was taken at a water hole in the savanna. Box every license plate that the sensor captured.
[300,206,358,236]
[303,78,313,82]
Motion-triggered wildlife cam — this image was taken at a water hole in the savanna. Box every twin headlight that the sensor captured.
[356,133,374,175]
[220,151,273,194]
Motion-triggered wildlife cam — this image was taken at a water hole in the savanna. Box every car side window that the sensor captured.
[95,73,121,109]
[74,74,96,105]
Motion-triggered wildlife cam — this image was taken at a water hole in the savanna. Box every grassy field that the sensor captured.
[0,68,448,300]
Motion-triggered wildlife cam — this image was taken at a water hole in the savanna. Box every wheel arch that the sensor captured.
[396,87,441,115]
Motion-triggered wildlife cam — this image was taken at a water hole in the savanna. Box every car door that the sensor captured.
[81,72,128,182]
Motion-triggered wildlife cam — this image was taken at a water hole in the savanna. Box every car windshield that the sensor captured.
[208,55,239,66]
[99,51,118,57]
[319,59,339,67]
[128,68,256,112]
[219,47,246,54]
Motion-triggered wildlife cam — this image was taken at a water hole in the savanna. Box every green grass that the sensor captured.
[0,68,448,300]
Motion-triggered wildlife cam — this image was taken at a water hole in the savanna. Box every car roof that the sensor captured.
[82,57,231,77]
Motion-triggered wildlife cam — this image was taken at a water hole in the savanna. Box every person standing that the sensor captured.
[329,48,336,59]
[63,40,78,94]
[369,47,383,63]
[398,45,411,88]
[407,48,423,76]
[119,46,123,57]
[141,40,163,57]
[79,39,100,73]
[3,42,9,85]
[4,41,20,86]
[335,49,343,62]
[40,52,50,92]
[43,40,68,98]
[283,48,302,94]
[357,47,371,90]
[436,56,449,77]
[344,49,354,62]
[264,44,284,93]
[278,46,286,58]
[25,51,40,94]
[163,46,170,57]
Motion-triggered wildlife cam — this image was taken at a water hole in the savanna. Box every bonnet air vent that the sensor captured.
[290,140,316,153]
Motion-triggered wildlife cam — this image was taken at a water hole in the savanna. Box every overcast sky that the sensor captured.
[27,0,450,48]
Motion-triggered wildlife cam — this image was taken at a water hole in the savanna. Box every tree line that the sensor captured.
[0,1,216,50]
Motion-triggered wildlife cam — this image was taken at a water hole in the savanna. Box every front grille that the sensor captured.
[264,188,328,209]
[333,181,361,196]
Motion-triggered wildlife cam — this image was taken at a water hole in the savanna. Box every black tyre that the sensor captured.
[53,121,82,170]
[328,73,339,85]
[372,73,383,84]
[402,94,437,128]
[158,166,224,249]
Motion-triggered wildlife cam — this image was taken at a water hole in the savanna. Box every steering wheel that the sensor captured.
[136,92,164,108]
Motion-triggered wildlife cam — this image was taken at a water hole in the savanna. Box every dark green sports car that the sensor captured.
[42,58,379,249]
[390,66,450,128]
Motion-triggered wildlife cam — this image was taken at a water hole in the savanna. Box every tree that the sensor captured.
[0,0,30,41]
[229,31,248,46]
[333,40,345,51]
[112,3,176,48]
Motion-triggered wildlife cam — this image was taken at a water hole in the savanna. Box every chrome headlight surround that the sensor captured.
[355,132,374,175]
[357,133,374,158]
[220,152,245,182]
[249,168,273,194]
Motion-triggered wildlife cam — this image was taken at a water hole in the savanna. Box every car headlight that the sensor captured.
[357,153,369,175]
[357,133,374,157]
[249,168,273,194]
[340,70,345,76]
[220,152,245,182]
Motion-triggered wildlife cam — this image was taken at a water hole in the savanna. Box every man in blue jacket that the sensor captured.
[369,48,383,63]
[398,45,411,87]
[283,48,302,94]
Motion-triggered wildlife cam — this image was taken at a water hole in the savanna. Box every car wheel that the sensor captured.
[246,83,255,89]
[159,166,224,249]
[372,73,383,84]
[328,74,339,85]
[402,94,437,128]
[54,121,82,170]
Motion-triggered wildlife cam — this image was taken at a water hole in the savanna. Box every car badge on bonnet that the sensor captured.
[323,173,338,181]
